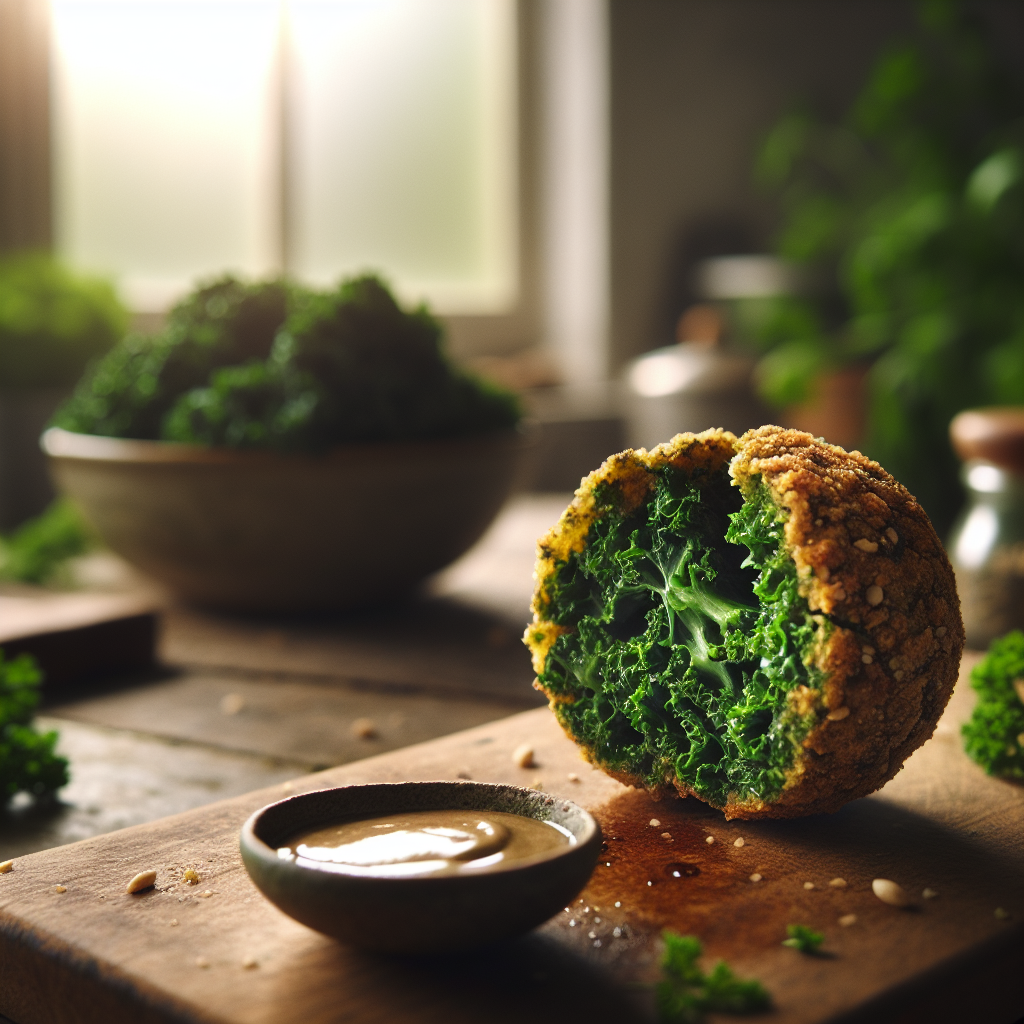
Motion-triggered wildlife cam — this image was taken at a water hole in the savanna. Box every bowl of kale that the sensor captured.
[43,274,528,612]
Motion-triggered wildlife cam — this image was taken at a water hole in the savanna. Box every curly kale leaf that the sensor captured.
[657,932,771,1023]
[782,924,825,954]
[0,650,69,804]
[55,277,295,440]
[538,467,822,807]
[962,629,1024,780]
[0,499,93,584]
[58,273,520,449]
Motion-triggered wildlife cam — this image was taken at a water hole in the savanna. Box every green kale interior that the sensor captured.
[537,460,824,807]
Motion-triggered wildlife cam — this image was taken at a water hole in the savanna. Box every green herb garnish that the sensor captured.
[962,630,1024,780]
[0,650,69,806]
[656,931,771,1023]
[782,924,824,954]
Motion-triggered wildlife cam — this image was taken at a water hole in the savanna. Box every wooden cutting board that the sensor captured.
[1,662,1021,1024]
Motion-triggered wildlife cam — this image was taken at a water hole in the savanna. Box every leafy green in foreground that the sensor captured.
[962,630,1024,780]
[0,500,93,585]
[537,466,822,807]
[782,924,825,954]
[0,650,69,805]
[657,932,771,1023]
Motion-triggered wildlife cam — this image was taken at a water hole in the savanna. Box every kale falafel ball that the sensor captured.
[524,426,964,819]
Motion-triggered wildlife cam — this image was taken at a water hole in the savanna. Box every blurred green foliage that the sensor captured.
[57,273,521,451]
[755,0,1023,534]
[0,499,93,586]
[0,252,127,391]
[0,649,69,806]
[962,629,1024,780]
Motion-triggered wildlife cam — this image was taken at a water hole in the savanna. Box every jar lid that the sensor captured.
[949,407,1024,473]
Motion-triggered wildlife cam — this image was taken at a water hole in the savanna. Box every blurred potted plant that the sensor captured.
[0,252,126,530]
[751,0,1023,535]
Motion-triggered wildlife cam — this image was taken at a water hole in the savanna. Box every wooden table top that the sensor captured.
[1,658,1021,1024]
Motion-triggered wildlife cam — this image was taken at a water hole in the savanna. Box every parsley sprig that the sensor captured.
[656,931,771,1023]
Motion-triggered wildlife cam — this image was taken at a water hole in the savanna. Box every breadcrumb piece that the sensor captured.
[54,885,67,893]
[839,914,857,927]
[803,882,815,890]
[733,837,745,848]
[749,873,762,882]
[705,836,715,845]
[0,860,12,874]
[351,718,377,739]
[513,743,535,768]
[827,707,851,721]
[872,878,911,907]
[829,877,848,888]
[126,870,156,894]
[649,819,661,827]
[183,869,200,885]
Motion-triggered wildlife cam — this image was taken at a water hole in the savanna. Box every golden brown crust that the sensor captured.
[722,426,964,818]
[524,426,964,821]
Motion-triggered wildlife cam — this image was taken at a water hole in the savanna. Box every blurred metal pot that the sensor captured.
[624,343,770,451]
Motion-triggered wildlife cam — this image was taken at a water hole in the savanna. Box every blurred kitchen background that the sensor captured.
[2,0,1021,520]
[0,0,1022,850]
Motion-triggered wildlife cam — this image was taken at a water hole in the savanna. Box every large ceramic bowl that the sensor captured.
[43,426,531,612]
[239,782,601,952]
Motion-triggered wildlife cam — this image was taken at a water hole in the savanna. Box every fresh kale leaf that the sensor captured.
[538,466,822,807]
[782,924,825,954]
[657,931,771,1023]
[0,650,69,805]
[0,499,93,585]
[962,630,1024,780]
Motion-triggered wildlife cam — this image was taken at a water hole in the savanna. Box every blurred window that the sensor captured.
[50,0,518,316]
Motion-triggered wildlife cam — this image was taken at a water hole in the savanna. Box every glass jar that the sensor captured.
[948,408,1024,649]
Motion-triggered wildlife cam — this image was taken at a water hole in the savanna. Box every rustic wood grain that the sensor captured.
[0,591,158,688]
[1,663,1021,1024]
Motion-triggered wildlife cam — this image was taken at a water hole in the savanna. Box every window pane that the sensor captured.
[287,0,517,314]
[51,0,281,310]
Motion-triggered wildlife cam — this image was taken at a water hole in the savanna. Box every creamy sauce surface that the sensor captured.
[278,809,573,877]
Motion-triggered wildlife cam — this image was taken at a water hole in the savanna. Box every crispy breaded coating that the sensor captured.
[525,425,964,820]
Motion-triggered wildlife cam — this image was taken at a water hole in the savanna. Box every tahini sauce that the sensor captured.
[277,810,573,877]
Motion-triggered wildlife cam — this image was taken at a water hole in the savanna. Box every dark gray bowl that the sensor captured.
[239,782,602,953]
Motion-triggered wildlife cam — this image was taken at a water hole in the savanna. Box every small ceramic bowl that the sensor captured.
[239,782,601,953]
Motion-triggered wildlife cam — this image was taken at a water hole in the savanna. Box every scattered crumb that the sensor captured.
[803,882,815,890]
[513,743,536,768]
[854,538,878,553]
[922,888,938,899]
[866,585,884,606]
[198,890,214,898]
[126,870,156,894]
[872,878,911,907]
[749,873,762,882]
[827,707,851,721]
[614,901,621,908]
[242,956,259,969]
[886,528,898,544]
[0,860,12,874]
[219,692,245,715]
[196,957,210,969]
[705,835,714,845]
[661,832,672,839]
[183,869,200,886]
[455,770,472,780]
[351,718,377,739]
[530,779,544,790]
[733,837,745,848]
[567,773,580,782]
[170,919,179,927]
[994,907,1010,920]
[829,878,848,888]
[861,654,873,664]
[839,914,857,927]
[54,885,67,894]
[649,819,661,827]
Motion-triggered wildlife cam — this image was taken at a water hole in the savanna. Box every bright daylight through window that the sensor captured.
[50,0,518,315]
